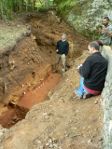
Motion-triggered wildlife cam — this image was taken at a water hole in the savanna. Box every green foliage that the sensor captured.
[0,0,54,20]
[1,0,19,19]
[54,0,101,39]
[54,0,76,16]
[0,0,22,19]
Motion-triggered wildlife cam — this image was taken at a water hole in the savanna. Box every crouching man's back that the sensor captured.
[74,41,108,99]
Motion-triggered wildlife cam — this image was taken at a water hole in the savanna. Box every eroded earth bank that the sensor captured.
[0,11,102,149]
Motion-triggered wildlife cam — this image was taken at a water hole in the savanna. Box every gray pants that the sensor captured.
[57,54,66,72]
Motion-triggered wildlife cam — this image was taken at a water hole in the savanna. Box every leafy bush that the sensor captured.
[0,0,54,20]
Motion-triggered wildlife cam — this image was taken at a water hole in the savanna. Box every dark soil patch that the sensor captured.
[0,104,29,128]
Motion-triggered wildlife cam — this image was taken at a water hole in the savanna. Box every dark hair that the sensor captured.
[89,41,100,51]
[104,16,110,21]
[96,40,103,47]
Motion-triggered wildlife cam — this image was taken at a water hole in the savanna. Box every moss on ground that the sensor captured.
[0,24,27,51]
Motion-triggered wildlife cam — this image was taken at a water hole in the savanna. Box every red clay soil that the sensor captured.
[0,12,88,129]
[0,105,28,128]
[18,72,61,109]
[0,72,61,128]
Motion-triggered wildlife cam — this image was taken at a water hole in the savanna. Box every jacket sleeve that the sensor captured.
[79,57,91,79]
[56,41,59,50]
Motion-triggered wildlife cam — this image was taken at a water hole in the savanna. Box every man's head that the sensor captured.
[88,41,100,54]
[96,40,103,47]
[61,33,67,41]
[102,17,110,26]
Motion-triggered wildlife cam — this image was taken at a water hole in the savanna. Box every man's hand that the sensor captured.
[56,49,58,53]
[108,32,112,37]
[76,64,82,70]
[101,28,108,34]
[96,25,103,34]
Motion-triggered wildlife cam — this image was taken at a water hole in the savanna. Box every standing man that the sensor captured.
[99,17,112,47]
[56,33,69,72]
[74,41,108,99]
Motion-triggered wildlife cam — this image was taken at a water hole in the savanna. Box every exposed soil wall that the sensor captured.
[0,35,52,104]
[0,12,99,149]
[0,11,87,105]
[0,51,102,149]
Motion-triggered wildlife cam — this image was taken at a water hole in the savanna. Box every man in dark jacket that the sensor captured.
[74,41,108,99]
[56,33,69,72]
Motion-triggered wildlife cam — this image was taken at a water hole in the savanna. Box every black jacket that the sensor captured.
[56,40,69,55]
[79,52,108,91]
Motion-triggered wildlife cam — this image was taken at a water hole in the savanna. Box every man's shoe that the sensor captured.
[74,89,83,98]
[82,93,93,99]
[62,68,65,72]
[72,94,81,99]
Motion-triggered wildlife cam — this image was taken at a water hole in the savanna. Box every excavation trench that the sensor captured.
[0,72,61,128]
[0,12,86,128]
[0,12,103,149]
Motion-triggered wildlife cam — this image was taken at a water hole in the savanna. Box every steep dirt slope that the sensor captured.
[0,11,102,149]
[0,11,88,127]
[0,51,102,149]
[0,11,88,105]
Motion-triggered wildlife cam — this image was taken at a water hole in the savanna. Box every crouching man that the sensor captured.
[74,41,108,99]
